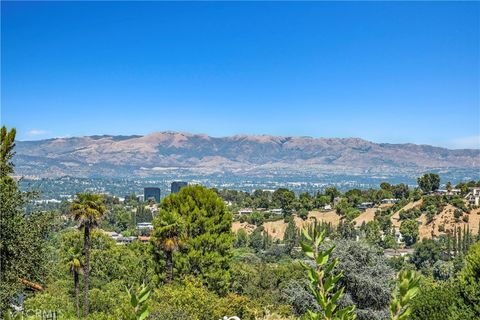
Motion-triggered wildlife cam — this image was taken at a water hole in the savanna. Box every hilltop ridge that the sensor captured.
[15,131,480,178]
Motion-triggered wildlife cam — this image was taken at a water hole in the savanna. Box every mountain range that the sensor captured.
[14,132,480,179]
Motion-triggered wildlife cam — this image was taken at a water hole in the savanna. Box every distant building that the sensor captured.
[394,229,403,244]
[136,195,144,202]
[465,188,480,206]
[269,208,283,215]
[137,222,154,231]
[144,187,160,203]
[144,204,158,215]
[323,204,332,211]
[384,248,414,258]
[238,208,253,215]
[171,181,188,194]
[357,202,374,210]
[333,197,341,206]
[116,236,137,245]
[437,189,461,196]
[381,198,399,204]
[34,199,62,204]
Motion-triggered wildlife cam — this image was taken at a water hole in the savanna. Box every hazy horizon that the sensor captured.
[14,129,480,151]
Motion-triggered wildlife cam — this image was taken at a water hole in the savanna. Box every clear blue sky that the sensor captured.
[1,1,479,148]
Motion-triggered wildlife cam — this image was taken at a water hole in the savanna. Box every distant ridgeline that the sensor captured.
[14,132,480,181]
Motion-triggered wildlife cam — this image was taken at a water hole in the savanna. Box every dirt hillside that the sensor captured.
[232,200,480,241]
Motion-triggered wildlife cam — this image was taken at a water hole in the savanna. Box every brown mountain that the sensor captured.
[14,131,480,178]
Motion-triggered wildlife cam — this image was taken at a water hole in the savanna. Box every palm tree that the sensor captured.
[70,193,106,316]
[64,247,83,319]
[152,210,185,283]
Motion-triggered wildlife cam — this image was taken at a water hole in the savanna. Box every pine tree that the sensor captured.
[156,185,234,294]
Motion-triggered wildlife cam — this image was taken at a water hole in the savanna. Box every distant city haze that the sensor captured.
[1,2,479,148]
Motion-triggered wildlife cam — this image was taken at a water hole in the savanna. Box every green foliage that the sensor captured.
[410,279,476,320]
[249,226,265,251]
[390,270,420,320]
[417,173,440,193]
[449,196,468,212]
[411,239,444,272]
[454,209,463,222]
[459,242,480,316]
[0,126,54,311]
[272,188,296,216]
[101,205,134,232]
[398,208,423,221]
[70,192,107,316]
[399,219,419,246]
[335,200,360,221]
[0,126,16,176]
[331,240,395,320]
[283,218,299,256]
[325,187,341,203]
[246,211,265,226]
[150,277,263,320]
[71,193,107,230]
[152,209,185,283]
[126,283,151,320]
[156,185,234,294]
[230,261,304,316]
[298,208,309,220]
[300,228,356,320]
[363,221,382,245]
[23,279,77,318]
[234,229,249,248]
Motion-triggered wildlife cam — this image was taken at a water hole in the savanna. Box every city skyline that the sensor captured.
[2,1,479,149]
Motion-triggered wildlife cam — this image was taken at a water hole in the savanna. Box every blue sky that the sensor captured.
[1,1,479,148]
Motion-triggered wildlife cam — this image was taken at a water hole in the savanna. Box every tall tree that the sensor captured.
[157,185,234,294]
[272,188,296,216]
[0,127,16,176]
[70,192,106,316]
[400,219,419,246]
[152,210,185,283]
[283,217,298,255]
[459,242,480,316]
[64,247,83,318]
[0,127,52,311]
[417,173,440,193]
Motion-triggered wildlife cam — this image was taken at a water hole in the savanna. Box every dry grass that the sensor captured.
[232,199,480,241]
[390,199,423,228]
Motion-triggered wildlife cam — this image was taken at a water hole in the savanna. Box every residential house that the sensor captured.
[238,208,253,215]
[465,187,480,206]
[357,202,374,210]
[269,208,283,215]
[381,198,399,204]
